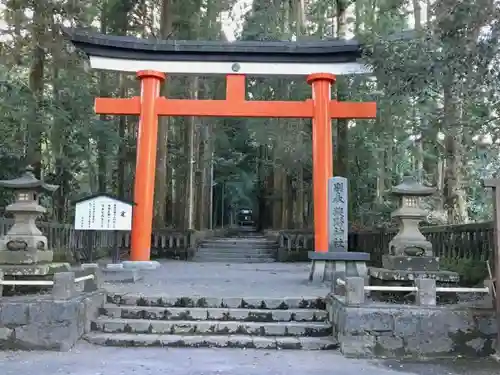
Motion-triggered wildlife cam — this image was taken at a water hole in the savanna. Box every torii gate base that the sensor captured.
[97,71,376,269]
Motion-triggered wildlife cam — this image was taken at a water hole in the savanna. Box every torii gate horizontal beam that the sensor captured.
[95,97,375,118]
[96,74,375,118]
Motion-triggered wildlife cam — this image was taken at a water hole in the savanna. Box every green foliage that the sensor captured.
[440,258,489,287]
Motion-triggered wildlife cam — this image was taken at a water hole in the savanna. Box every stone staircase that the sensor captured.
[85,293,337,350]
[193,233,277,263]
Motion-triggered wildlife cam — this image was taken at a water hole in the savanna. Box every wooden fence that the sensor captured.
[275,222,494,265]
[0,218,195,263]
[0,217,494,265]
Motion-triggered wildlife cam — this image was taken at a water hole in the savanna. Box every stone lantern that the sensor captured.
[387,176,435,260]
[368,176,459,290]
[0,166,60,273]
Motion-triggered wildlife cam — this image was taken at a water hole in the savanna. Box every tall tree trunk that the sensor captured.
[28,0,46,178]
[185,77,198,229]
[154,0,173,227]
[335,0,349,178]
[97,6,108,192]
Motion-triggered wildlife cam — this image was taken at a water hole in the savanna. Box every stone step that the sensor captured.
[85,332,338,350]
[194,254,275,261]
[92,318,331,336]
[101,304,327,322]
[202,239,275,244]
[199,242,277,249]
[197,246,276,253]
[196,249,275,255]
[106,294,327,310]
[192,257,276,263]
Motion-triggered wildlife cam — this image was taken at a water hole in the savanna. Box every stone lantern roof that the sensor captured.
[391,176,435,197]
[0,166,59,192]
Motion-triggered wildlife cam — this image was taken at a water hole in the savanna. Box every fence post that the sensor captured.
[0,269,3,296]
[345,277,365,305]
[82,264,102,292]
[415,278,436,306]
[52,271,76,300]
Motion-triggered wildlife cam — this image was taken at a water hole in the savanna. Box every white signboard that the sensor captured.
[328,176,348,252]
[74,195,132,231]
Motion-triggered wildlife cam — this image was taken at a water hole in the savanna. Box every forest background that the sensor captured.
[0,0,498,232]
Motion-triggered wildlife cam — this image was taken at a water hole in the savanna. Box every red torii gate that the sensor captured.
[65,29,377,265]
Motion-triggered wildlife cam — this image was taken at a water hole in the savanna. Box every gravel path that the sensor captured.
[104,261,330,298]
[1,343,498,375]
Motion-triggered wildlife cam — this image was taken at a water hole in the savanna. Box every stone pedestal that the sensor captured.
[103,263,143,283]
[308,251,369,287]
[382,255,440,272]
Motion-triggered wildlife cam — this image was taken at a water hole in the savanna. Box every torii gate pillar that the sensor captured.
[308,73,335,254]
[131,71,165,261]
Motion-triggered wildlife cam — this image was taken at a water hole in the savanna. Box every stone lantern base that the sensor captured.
[0,262,70,277]
[0,232,54,265]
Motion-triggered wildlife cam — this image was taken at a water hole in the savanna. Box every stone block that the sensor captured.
[299,337,337,350]
[393,313,420,337]
[477,314,497,335]
[29,300,79,324]
[0,327,13,343]
[52,271,76,300]
[13,321,80,351]
[0,302,29,326]
[404,332,454,356]
[0,249,53,264]
[102,268,141,283]
[252,336,276,349]
[339,334,375,357]
[81,264,102,291]
[415,278,436,306]
[368,267,459,283]
[382,255,440,271]
[345,277,365,305]
[0,263,70,277]
[375,336,404,356]
[276,336,301,349]
[121,260,160,270]
[343,308,394,335]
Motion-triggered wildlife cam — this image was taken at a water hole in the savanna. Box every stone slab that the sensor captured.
[103,268,142,283]
[121,260,161,270]
[368,267,459,282]
[382,255,440,271]
[84,332,337,350]
[309,251,370,261]
[328,294,497,358]
[100,304,327,322]
[92,317,331,336]
[0,262,70,276]
[106,293,326,310]
[0,250,54,264]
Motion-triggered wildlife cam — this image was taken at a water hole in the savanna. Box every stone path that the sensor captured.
[104,261,329,298]
[1,343,498,375]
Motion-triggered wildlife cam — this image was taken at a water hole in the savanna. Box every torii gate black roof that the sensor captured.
[62,28,363,64]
